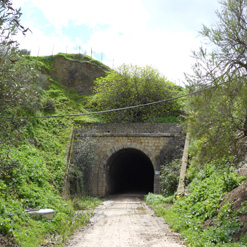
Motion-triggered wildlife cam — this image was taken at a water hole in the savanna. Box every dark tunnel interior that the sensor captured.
[107,148,154,195]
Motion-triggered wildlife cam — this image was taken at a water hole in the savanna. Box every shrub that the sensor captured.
[160,159,181,196]
[68,138,96,195]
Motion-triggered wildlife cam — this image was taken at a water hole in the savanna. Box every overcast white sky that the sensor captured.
[12,0,221,86]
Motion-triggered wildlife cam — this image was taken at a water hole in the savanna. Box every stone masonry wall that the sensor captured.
[71,123,184,196]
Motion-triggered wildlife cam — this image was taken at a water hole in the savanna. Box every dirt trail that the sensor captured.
[66,193,186,247]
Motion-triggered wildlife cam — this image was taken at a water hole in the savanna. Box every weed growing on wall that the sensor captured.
[156,137,185,196]
[160,159,181,196]
[68,138,96,195]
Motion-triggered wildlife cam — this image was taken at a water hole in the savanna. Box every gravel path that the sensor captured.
[66,193,186,247]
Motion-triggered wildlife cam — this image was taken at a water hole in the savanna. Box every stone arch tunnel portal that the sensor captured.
[107,148,154,195]
[70,123,184,196]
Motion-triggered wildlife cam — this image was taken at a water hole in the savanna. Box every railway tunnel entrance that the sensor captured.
[69,123,184,196]
[107,148,154,195]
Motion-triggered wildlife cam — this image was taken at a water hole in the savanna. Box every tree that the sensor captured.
[186,0,247,161]
[0,0,29,53]
[89,64,183,123]
[0,1,45,148]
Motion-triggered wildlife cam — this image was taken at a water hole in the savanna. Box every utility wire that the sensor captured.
[0,86,208,120]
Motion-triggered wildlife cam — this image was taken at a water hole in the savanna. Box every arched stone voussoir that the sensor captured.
[103,142,155,168]
[114,144,124,152]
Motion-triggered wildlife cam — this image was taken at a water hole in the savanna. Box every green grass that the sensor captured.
[145,162,247,247]
[72,196,102,211]
[56,53,110,70]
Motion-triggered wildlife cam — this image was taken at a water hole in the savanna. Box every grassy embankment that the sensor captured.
[0,54,103,246]
[145,159,247,247]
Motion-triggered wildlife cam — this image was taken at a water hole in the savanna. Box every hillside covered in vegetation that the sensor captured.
[0,52,106,246]
[2,0,247,246]
[0,52,183,246]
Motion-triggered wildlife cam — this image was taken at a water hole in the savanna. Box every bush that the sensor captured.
[156,136,185,196]
[151,162,245,246]
[68,138,96,195]
[160,159,181,196]
[89,64,184,123]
